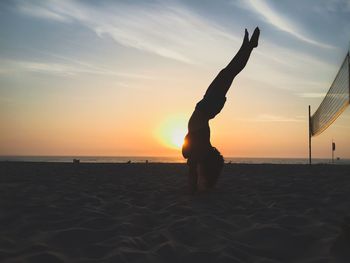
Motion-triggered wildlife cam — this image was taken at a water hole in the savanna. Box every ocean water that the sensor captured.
[1,156,350,164]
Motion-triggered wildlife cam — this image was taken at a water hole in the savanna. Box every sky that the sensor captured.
[1,0,350,158]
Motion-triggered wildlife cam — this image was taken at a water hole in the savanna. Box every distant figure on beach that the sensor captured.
[182,27,260,194]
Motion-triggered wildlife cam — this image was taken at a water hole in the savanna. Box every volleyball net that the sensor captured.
[310,53,350,136]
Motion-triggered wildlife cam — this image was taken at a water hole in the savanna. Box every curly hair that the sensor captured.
[200,147,224,189]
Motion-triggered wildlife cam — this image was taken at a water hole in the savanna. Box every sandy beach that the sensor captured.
[0,162,349,263]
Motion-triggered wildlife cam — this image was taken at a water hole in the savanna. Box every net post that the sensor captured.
[308,105,312,165]
[348,52,350,104]
[332,139,335,164]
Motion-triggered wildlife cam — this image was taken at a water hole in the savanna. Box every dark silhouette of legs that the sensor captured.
[205,27,260,99]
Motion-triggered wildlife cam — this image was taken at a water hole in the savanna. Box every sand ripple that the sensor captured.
[0,162,349,262]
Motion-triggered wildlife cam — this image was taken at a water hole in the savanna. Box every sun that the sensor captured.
[156,115,187,150]
[168,127,187,149]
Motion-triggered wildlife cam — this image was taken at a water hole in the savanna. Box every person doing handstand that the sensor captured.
[182,27,260,194]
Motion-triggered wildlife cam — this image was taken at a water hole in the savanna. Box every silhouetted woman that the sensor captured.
[182,27,260,193]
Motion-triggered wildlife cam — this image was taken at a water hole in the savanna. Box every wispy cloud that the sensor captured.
[1,58,154,79]
[255,114,304,122]
[314,0,350,13]
[237,114,305,123]
[17,1,71,22]
[298,92,327,98]
[18,61,81,76]
[14,0,335,89]
[237,0,334,49]
[16,1,240,64]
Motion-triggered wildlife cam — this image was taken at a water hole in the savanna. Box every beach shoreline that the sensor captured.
[2,156,350,165]
[1,162,349,262]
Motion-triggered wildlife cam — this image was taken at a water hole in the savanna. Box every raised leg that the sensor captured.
[205,27,260,98]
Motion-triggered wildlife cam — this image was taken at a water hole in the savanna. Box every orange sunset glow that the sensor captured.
[156,115,188,150]
[1,1,350,159]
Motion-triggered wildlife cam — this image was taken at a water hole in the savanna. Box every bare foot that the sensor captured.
[243,28,249,45]
[249,27,260,48]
